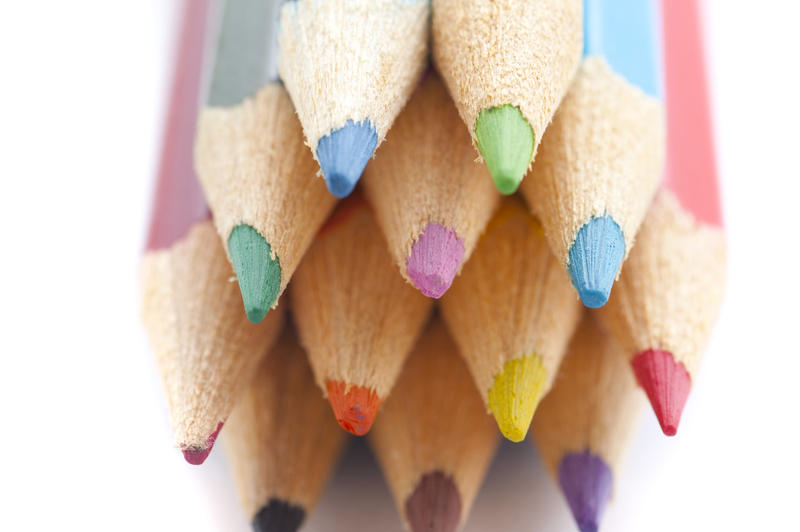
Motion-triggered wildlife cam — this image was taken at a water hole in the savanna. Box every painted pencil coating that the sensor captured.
[583,0,662,97]
[145,0,210,251]
[661,0,722,226]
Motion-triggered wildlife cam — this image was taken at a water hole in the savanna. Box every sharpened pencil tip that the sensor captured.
[405,471,462,532]
[180,422,223,465]
[326,381,381,436]
[228,224,281,324]
[632,349,691,436]
[252,498,306,532]
[316,120,378,198]
[487,355,547,442]
[568,216,625,308]
[406,223,465,299]
[474,105,534,194]
[558,451,612,532]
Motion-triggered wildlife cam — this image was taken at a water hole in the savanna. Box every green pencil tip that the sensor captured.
[227,224,281,324]
[475,105,534,195]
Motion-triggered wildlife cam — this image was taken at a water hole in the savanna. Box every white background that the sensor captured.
[0,1,797,530]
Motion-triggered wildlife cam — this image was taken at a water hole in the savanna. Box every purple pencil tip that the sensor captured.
[406,223,464,299]
[558,450,612,532]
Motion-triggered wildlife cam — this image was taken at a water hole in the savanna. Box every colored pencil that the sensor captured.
[224,321,347,532]
[432,0,582,194]
[370,318,498,532]
[440,198,582,442]
[362,72,500,299]
[141,0,284,465]
[597,0,726,435]
[532,314,644,532]
[278,0,430,198]
[521,0,665,308]
[289,194,433,436]
[195,0,337,324]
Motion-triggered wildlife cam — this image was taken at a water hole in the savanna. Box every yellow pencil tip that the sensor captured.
[488,355,547,442]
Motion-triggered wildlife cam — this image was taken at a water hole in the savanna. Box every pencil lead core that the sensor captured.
[180,421,223,465]
[326,381,381,436]
[568,216,625,308]
[228,224,281,324]
[405,471,462,532]
[632,348,691,436]
[474,105,534,194]
[406,223,464,299]
[487,355,546,442]
[316,120,378,198]
[558,450,612,532]
[252,498,306,532]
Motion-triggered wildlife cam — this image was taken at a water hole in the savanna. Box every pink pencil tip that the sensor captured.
[180,421,223,465]
[406,223,464,299]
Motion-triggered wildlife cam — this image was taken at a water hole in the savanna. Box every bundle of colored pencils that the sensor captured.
[140,0,725,530]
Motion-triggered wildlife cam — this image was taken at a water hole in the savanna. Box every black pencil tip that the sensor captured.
[252,498,305,532]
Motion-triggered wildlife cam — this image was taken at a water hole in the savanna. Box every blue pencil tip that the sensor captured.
[568,216,625,308]
[316,120,378,198]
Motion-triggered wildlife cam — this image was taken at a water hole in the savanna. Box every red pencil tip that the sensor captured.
[180,421,223,465]
[632,349,691,436]
[326,381,381,436]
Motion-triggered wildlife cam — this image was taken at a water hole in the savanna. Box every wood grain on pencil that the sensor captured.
[142,222,285,465]
[432,0,582,193]
[224,323,346,532]
[370,318,498,532]
[362,72,500,299]
[279,0,430,197]
[533,314,644,532]
[290,195,432,436]
[441,198,582,442]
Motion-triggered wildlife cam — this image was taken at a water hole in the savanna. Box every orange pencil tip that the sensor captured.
[326,381,382,436]
[632,349,691,436]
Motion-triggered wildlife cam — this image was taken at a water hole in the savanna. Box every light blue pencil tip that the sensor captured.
[568,216,625,308]
[316,120,378,198]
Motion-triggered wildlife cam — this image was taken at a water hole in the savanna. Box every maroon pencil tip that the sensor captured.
[405,471,461,532]
[632,349,691,436]
[180,421,224,465]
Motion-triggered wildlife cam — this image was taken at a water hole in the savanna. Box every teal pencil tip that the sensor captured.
[227,224,281,323]
[474,105,534,195]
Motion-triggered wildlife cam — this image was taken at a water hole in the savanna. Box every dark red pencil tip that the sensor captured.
[326,381,381,436]
[180,421,223,465]
[632,349,691,436]
[405,471,461,532]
